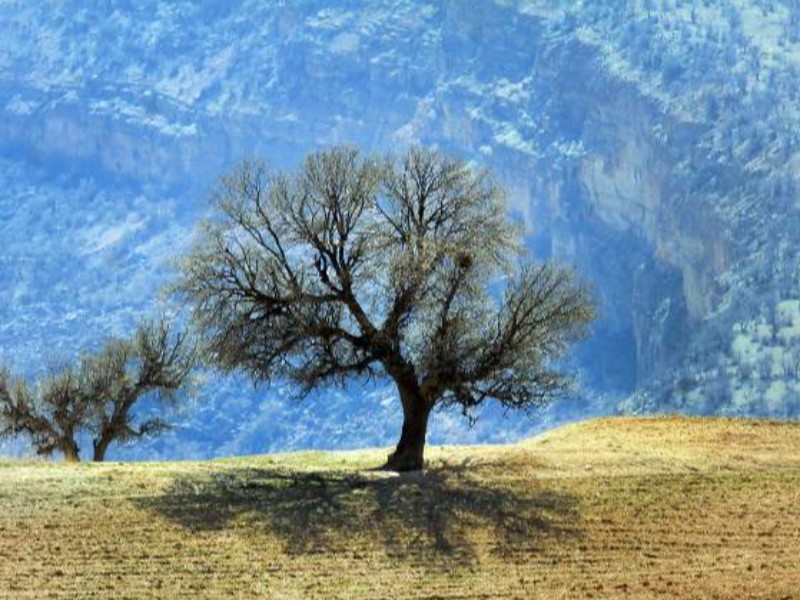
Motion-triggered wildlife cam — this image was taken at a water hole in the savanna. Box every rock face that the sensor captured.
[1,1,799,458]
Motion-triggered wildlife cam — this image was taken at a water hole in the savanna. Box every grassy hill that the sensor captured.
[1,416,798,599]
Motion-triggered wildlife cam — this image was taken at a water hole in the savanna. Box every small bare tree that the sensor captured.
[177,146,595,471]
[0,367,87,462]
[86,321,195,462]
[0,320,195,462]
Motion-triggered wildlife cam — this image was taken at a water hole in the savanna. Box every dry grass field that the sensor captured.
[0,416,798,599]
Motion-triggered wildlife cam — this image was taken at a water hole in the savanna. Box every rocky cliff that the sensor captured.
[1,0,798,457]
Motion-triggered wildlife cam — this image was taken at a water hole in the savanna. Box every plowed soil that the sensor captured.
[1,416,798,599]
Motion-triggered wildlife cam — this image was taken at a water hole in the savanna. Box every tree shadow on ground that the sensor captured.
[137,459,580,566]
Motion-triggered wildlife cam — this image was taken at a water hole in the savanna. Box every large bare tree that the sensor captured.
[0,320,195,462]
[178,146,595,471]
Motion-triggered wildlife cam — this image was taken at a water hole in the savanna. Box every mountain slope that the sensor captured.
[1,0,800,458]
[1,417,798,599]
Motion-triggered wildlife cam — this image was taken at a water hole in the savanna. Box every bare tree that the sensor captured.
[0,320,195,462]
[0,367,87,462]
[86,321,196,462]
[177,146,595,471]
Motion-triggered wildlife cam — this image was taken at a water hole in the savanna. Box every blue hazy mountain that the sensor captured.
[2,1,799,458]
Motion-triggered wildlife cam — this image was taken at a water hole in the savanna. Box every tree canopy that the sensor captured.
[0,320,195,462]
[178,146,595,470]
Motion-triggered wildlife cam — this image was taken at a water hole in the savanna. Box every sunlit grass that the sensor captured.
[1,416,798,599]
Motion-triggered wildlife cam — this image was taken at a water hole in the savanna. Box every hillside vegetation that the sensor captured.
[4,1,800,460]
[1,416,798,599]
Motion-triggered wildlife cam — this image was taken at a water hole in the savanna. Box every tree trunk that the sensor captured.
[92,434,112,462]
[385,387,431,472]
[61,441,80,463]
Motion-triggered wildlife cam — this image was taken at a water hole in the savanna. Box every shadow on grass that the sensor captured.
[137,459,580,565]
